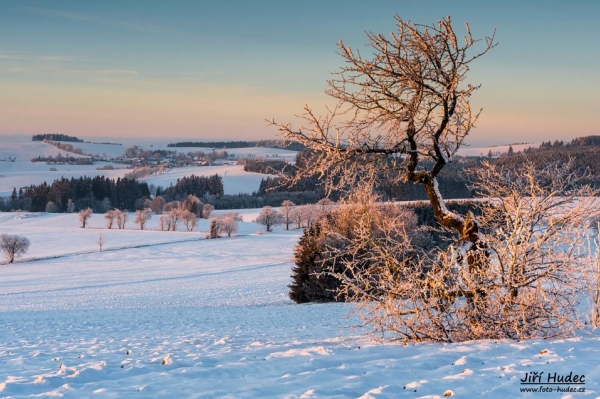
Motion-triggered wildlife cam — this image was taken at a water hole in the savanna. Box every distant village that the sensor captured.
[30,137,285,170]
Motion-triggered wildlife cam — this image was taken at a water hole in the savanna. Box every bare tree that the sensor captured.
[213,213,239,237]
[256,206,282,232]
[210,219,218,239]
[180,209,197,231]
[303,204,317,228]
[290,206,305,229]
[1,234,30,264]
[166,209,181,231]
[151,196,166,214]
[202,204,215,219]
[98,233,105,252]
[116,210,128,230]
[45,201,59,213]
[104,209,118,229]
[279,200,295,230]
[78,208,93,228]
[159,215,172,231]
[270,15,496,271]
[134,209,152,230]
[162,201,181,214]
[183,194,203,216]
[315,198,334,218]
[465,160,599,339]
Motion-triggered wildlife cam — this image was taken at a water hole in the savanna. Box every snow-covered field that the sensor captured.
[73,142,298,163]
[2,212,600,398]
[140,165,271,196]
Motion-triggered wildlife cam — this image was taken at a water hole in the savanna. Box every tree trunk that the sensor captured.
[422,178,488,297]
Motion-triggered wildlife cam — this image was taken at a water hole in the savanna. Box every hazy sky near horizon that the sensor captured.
[1,0,598,145]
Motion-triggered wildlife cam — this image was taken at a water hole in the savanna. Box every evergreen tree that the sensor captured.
[288,221,343,303]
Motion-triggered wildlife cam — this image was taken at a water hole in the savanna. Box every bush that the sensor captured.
[322,161,600,342]
[289,200,430,304]
[256,206,282,232]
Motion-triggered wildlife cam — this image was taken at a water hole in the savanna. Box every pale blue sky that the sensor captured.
[0,0,598,145]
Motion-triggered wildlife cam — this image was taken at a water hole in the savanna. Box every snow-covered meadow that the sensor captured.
[2,211,600,398]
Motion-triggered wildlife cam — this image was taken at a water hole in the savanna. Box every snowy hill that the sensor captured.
[0,137,291,197]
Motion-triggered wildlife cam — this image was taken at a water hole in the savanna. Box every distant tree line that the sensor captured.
[494,136,600,188]
[256,151,475,203]
[167,140,306,151]
[257,136,600,206]
[205,191,321,210]
[32,133,83,142]
[43,141,87,155]
[1,176,150,213]
[156,174,224,201]
[31,154,92,165]
[242,159,293,174]
[88,141,122,145]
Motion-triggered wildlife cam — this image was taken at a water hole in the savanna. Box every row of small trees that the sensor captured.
[78,195,335,233]
[256,199,335,232]
[77,198,241,237]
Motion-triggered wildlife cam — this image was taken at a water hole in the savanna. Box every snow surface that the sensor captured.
[2,212,600,398]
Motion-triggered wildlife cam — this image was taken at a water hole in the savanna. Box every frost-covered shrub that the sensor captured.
[256,206,282,232]
[289,200,430,304]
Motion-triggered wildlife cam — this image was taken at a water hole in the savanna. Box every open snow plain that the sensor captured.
[2,212,600,398]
